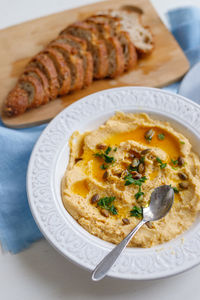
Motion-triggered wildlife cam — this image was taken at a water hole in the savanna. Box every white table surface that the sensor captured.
[1,0,200,299]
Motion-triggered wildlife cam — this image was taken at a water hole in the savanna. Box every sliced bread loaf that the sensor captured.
[50,42,84,91]
[64,21,108,79]
[86,17,125,77]
[24,67,50,104]
[54,33,93,86]
[43,48,71,95]
[104,36,125,77]
[98,10,154,54]
[117,31,137,70]
[28,53,59,99]
[4,9,154,117]
[87,15,137,72]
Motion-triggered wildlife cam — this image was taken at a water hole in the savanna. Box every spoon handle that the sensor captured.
[92,219,146,281]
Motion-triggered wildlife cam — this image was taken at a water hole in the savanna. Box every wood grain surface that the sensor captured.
[0,0,189,128]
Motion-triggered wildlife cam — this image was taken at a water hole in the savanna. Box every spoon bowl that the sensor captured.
[143,185,174,222]
[92,185,174,281]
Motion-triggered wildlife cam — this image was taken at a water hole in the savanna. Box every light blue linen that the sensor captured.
[0,6,200,253]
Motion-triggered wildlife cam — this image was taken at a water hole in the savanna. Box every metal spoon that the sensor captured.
[92,185,174,281]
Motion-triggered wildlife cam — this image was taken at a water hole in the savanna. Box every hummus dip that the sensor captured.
[62,112,200,247]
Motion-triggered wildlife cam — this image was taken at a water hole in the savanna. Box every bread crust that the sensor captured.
[4,10,153,117]
[4,85,29,116]
[106,36,125,77]
[88,14,137,71]
[98,11,154,55]
[118,31,137,70]
[19,74,45,108]
[50,42,84,91]
[82,51,93,86]
[86,18,125,78]
[57,33,87,51]
[66,22,109,79]
[44,48,71,95]
[29,53,59,99]
[54,33,93,86]
[24,66,50,104]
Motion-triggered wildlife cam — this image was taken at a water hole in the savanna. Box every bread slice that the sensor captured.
[4,85,29,116]
[98,10,154,54]
[49,42,84,92]
[19,75,45,108]
[24,67,50,104]
[54,33,93,87]
[64,21,108,79]
[86,18,112,38]
[28,53,59,99]
[117,31,137,70]
[105,36,125,77]
[89,14,138,69]
[43,48,71,95]
[88,14,121,36]
[86,18,125,77]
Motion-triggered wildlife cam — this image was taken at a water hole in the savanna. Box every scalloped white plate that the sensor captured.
[27,87,200,280]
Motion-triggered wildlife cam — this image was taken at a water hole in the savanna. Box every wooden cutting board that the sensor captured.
[0,0,189,128]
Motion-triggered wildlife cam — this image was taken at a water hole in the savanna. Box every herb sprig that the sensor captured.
[100,164,109,170]
[158,133,165,140]
[94,146,116,168]
[171,159,178,165]
[135,186,144,200]
[124,175,147,186]
[171,186,179,194]
[130,206,143,218]
[156,157,167,169]
[124,173,147,201]
[97,196,118,215]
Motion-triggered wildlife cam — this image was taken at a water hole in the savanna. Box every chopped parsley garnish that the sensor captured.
[104,155,115,163]
[140,156,145,163]
[180,141,185,144]
[109,205,118,215]
[100,163,109,170]
[124,174,134,186]
[105,146,112,155]
[135,186,144,200]
[130,206,143,218]
[172,186,179,194]
[158,133,165,140]
[156,157,167,169]
[171,166,178,170]
[171,159,178,170]
[127,165,138,172]
[97,196,118,215]
[113,147,117,152]
[94,146,116,166]
[94,152,104,158]
[134,176,147,186]
[124,174,147,186]
[171,159,178,165]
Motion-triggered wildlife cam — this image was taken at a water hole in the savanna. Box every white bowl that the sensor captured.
[27,87,200,280]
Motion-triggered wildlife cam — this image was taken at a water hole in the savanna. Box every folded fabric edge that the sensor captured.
[166,6,200,30]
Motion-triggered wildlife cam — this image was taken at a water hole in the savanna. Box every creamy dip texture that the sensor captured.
[61,112,200,247]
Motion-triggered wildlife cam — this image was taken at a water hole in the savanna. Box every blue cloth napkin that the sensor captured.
[164,6,200,94]
[1,6,200,254]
